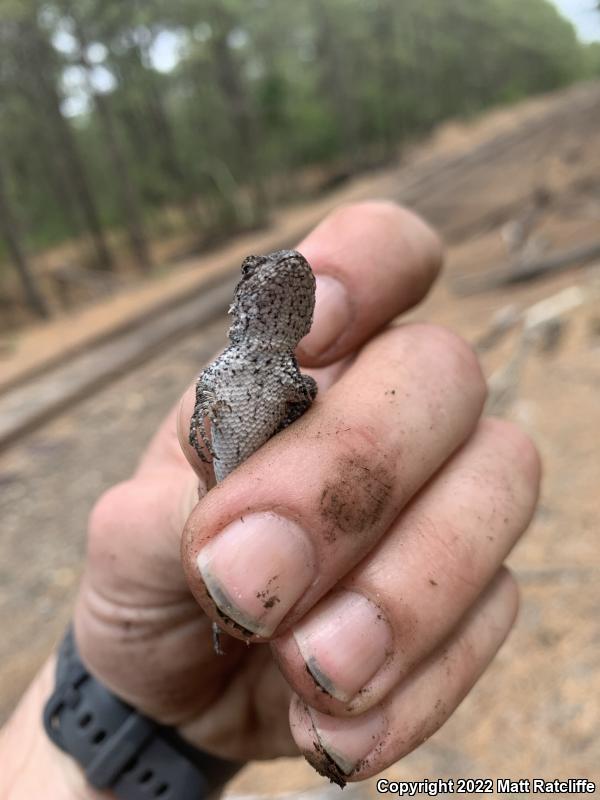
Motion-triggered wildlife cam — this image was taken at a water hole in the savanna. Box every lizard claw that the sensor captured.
[189,414,216,463]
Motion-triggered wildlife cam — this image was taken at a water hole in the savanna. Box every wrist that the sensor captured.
[0,657,113,800]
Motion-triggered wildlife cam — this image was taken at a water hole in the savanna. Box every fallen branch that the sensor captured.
[453,239,600,295]
[474,304,521,352]
[484,284,588,414]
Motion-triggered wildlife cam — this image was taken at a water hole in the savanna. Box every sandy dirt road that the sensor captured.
[1,83,599,796]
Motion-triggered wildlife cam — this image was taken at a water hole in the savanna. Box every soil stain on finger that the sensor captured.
[298,699,348,787]
[303,741,347,789]
[319,453,393,543]
[256,574,281,609]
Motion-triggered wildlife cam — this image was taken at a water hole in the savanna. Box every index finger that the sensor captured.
[296,200,443,366]
[181,322,486,641]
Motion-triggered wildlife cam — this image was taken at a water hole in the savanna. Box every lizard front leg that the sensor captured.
[279,373,318,430]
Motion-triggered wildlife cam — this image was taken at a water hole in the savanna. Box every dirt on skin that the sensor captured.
[303,739,348,789]
[318,455,394,543]
[1,83,600,797]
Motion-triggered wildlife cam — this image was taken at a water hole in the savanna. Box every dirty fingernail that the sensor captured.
[308,705,386,776]
[294,591,392,702]
[299,275,351,359]
[197,512,315,637]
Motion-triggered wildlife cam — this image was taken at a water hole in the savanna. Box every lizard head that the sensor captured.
[229,250,316,349]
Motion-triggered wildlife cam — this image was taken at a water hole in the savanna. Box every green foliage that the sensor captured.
[584,42,600,76]
[0,0,592,260]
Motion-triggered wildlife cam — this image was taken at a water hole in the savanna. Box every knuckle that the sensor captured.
[395,207,444,277]
[500,567,521,621]
[453,625,478,667]
[422,514,480,592]
[436,326,482,380]
[479,568,521,639]
[87,480,136,555]
[498,565,520,600]
[414,323,487,401]
[481,418,542,487]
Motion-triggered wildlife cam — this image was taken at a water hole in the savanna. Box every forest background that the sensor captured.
[1,0,599,325]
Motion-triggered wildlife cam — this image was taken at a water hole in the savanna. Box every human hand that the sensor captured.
[74,201,540,784]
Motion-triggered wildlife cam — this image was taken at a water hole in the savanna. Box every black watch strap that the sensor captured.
[43,628,241,799]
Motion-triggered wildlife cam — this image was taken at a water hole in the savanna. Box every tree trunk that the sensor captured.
[70,14,152,272]
[209,3,268,226]
[48,96,115,271]
[34,122,83,240]
[146,73,205,232]
[28,30,115,271]
[0,160,49,319]
[126,45,204,234]
[92,90,152,271]
[371,0,401,157]
[311,0,361,164]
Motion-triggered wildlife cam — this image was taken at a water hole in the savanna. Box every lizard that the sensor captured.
[189,249,318,651]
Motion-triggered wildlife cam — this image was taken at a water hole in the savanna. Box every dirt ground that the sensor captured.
[0,82,599,796]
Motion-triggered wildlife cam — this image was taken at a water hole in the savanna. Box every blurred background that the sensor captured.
[0,0,599,796]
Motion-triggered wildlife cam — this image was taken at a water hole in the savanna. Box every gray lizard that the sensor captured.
[189,249,318,649]
[189,248,317,481]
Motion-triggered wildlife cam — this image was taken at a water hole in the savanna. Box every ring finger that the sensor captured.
[273,418,540,714]
[290,567,519,785]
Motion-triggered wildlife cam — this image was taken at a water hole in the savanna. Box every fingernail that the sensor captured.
[197,513,315,637]
[309,705,386,776]
[299,275,351,359]
[293,591,392,702]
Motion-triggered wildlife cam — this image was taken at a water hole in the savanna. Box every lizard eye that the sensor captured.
[240,255,265,278]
